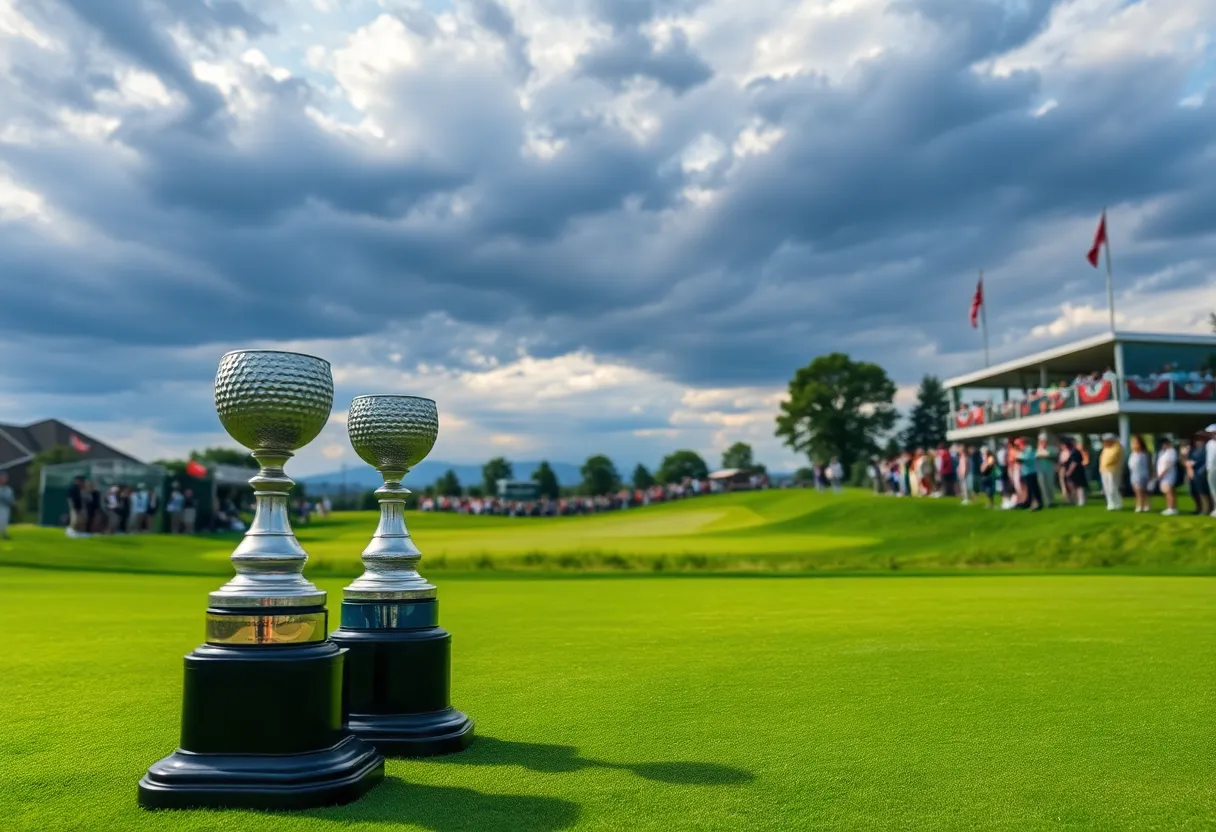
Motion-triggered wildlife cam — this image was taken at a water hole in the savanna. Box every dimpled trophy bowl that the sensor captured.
[138,350,384,810]
[329,395,475,756]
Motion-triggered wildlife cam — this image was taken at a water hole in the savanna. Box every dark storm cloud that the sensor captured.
[3,0,1216,412]
[586,0,705,30]
[579,27,713,93]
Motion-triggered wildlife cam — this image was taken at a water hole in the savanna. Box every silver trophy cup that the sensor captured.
[344,395,439,601]
[208,349,334,642]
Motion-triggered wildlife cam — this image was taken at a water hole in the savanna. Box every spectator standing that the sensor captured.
[828,457,843,493]
[182,489,197,533]
[1186,434,1211,516]
[1062,438,1087,506]
[1017,438,1043,511]
[936,444,955,497]
[1206,424,1216,518]
[1128,435,1150,513]
[979,448,997,508]
[1099,434,1124,511]
[867,458,883,495]
[1035,433,1055,508]
[1156,438,1179,517]
[105,486,121,534]
[86,482,101,534]
[918,450,936,496]
[116,487,131,534]
[66,475,85,538]
[167,485,184,533]
[129,484,148,533]
[146,486,160,532]
[957,446,971,505]
[0,471,13,539]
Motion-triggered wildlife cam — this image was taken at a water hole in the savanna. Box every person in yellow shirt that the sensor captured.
[1098,433,1125,511]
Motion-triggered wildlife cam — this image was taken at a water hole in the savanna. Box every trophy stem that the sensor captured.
[208,448,326,614]
[343,469,436,601]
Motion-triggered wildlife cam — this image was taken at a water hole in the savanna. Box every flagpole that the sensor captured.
[979,269,990,367]
[1102,207,1115,333]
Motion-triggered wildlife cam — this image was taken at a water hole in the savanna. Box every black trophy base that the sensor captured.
[138,735,385,811]
[331,611,474,758]
[347,707,475,758]
[138,640,385,810]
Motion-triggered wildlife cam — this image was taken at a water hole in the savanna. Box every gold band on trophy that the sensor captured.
[205,611,328,645]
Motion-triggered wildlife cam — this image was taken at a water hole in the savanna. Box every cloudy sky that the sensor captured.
[1,0,1214,477]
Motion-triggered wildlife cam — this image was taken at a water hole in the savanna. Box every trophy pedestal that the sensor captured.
[138,641,385,810]
[331,600,474,757]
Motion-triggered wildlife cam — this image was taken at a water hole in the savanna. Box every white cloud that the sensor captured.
[988,0,1216,76]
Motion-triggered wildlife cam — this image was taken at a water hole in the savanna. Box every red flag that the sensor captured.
[69,434,91,454]
[185,460,207,478]
[1086,212,1107,268]
[969,277,984,328]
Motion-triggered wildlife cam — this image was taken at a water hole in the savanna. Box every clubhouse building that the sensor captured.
[944,331,1216,448]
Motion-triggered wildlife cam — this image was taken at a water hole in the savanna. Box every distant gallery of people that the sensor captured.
[866,426,1216,517]
[954,364,1216,429]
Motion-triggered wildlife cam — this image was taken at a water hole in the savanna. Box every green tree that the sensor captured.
[721,442,755,470]
[467,484,484,498]
[435,469,462,497]
[482,457,513,495]
[531,461,560,500]
[18,445,80,521]
[655,450,709,484]
[774,352,897,474]
[631,463,654,490]
[580,455,621,496]
[900,375,950,451]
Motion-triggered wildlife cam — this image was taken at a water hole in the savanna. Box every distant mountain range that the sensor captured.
[300,460,584,495]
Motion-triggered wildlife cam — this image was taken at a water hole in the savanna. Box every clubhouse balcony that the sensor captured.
[943,331,1216,445]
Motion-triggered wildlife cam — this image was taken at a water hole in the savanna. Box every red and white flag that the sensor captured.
[69,434,91,454]
[1086,211,1108,268]
[185,460,207,478]
[969,276,984,328]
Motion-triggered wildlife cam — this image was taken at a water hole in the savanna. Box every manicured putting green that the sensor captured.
[2,569,1213,830]
[3,489,1214,575]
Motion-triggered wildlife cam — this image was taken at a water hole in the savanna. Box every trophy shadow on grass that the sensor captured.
[307,779,581,832]
[433,736,754,786]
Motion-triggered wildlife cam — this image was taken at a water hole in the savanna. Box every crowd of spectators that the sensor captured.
[418,474,771,517]
[64,477,166,537]
[866,426,1216,517]
[60,478,250,537]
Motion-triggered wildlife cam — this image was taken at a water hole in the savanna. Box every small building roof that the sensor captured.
[709,468,758,480]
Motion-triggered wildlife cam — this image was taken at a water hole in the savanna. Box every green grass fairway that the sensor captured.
[2,569,1213,831]
[3,489,1215,575]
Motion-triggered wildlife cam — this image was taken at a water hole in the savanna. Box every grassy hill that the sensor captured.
[2,488,1214,575]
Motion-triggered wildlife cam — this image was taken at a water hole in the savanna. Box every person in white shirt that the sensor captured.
[1128,436,1151,513]
[828,457,844,493]
[1156,438,1179,516]
[129,485,149,533]
[1206,425,1216,518]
